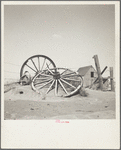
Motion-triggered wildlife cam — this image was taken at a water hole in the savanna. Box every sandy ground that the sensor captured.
[4,83,115,120]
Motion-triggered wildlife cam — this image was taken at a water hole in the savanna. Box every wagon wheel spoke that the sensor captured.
[38,57,40,71]
[35,77,52,80]
[60,78,76,89]
[61,77,81,82]
[58,79,68,95]
[46,63,49,68]
[34,78,52,86]
[60,69,68,75]
[61,72,76,78]
[31,58,39,72]
[45,62,51,69]
[46,80,55,94]
[55,79,58,96]
[39,73,53,77]
[25,64,36,73]
[62,74,78,78]
[46,67,54,75]
[41,58,46,71]
[37,79,53,90]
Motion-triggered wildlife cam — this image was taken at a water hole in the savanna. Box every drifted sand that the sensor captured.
[4,84,115,120]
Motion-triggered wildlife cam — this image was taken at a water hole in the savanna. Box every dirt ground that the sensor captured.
[4,83,115,120]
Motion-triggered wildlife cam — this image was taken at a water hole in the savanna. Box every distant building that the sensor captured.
[77,65,98,87]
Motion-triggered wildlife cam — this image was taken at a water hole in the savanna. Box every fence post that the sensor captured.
[110,67,115,91]
[93,55,103,90]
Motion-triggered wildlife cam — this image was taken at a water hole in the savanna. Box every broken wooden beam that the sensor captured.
[93,55,103,90]
[93,66,108,84]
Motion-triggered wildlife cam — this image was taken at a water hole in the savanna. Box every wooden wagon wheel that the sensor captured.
[20,55,56,78]
[31,68,83,97]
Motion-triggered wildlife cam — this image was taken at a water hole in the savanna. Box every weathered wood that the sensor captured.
[110,67,115,91]
[88,66,107,89]
[93,55,103,90]
[93,66,108,84]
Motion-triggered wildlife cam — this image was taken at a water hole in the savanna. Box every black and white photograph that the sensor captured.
[1,1,120,149]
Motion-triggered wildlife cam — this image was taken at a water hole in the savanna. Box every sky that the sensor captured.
[4,3,115,79]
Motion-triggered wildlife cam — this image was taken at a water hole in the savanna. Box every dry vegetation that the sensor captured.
[79,87,89,97]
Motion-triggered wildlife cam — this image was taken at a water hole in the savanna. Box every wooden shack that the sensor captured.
[77,65,98,87]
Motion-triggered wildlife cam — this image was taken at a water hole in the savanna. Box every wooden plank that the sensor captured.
[93,66,108,84]
[110,67,115,91]
[93,55,103,90]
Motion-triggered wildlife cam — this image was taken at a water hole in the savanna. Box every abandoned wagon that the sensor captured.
[20,55,83,97]
[77,65,98,87]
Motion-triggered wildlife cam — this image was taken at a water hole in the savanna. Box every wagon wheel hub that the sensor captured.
[53,72,60,79]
